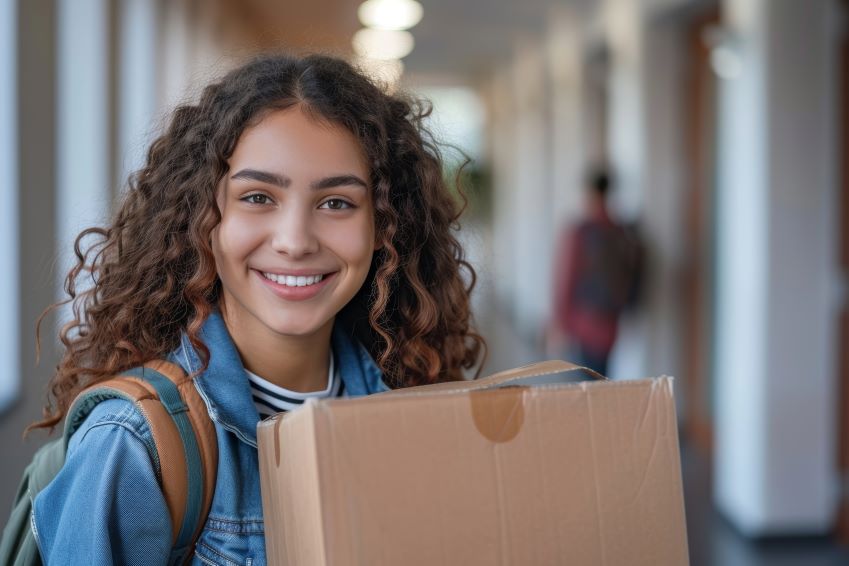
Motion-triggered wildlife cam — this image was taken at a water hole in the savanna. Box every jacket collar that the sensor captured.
[170,311,389,448]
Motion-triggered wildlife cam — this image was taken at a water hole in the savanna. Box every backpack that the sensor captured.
[0,360,218,565]
[572,220,645,316]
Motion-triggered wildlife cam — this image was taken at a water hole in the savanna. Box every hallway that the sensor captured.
[0,0,845,561]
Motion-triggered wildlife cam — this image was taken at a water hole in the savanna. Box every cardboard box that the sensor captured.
[257,360,689,565]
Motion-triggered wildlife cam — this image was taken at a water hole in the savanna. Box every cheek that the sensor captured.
[212,215,263,268]
[325,219,375,269]
[210,226,223,263]
[210,228,230,279]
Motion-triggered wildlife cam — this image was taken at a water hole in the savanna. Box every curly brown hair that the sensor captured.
[32,53,487,433]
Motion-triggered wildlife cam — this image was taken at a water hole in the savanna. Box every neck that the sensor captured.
[588,197,609,218]
[219,303,334,393]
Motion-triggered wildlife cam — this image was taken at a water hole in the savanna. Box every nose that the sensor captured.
[269,205,319,258]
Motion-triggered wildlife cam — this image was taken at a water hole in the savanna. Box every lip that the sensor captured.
[254,269,338,302]
[258,268,336,277]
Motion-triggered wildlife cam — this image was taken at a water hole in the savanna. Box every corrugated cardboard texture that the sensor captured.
[258,377,689,566]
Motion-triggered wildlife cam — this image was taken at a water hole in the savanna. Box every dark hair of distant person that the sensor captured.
[587,167,612,198]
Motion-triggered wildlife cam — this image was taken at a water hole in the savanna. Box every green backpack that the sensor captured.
[0,361,218,565]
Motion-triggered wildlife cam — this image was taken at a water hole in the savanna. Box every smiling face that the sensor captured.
[211,106,377,345]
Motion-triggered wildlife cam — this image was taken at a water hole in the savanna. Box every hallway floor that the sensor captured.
[682,444,849,566]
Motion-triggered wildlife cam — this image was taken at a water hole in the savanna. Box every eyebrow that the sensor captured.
[230,168,367,191]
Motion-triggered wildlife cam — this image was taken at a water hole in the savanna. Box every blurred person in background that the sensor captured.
[548,168,644,376]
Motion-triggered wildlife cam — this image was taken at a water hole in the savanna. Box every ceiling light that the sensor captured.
[702,25,743,80]
[352,28,414,60]
[358,0,423,31]
[710,46,742,80]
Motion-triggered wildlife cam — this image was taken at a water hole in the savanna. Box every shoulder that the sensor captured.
[65,396,158,472]
[68,396,150,441]
[32,397,172,563]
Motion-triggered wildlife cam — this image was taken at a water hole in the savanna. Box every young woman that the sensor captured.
[30,53,486,564]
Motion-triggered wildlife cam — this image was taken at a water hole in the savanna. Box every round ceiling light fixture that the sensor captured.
[702,25,743,80]
[358,0,423,31]
[710,46,742,80]
[352,28,415,60]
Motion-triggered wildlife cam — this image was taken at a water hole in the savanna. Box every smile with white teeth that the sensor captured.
[261,272,327,287]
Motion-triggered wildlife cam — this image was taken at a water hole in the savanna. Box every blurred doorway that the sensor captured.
[682,4,719,456]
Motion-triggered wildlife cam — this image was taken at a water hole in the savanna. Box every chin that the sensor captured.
[264,316,329,338]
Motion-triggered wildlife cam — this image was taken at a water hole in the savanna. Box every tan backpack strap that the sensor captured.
[72,376,189,545]
[77,360,218,561]
[142,360,218,547]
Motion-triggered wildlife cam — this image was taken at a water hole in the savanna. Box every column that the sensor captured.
[714,0,842,534]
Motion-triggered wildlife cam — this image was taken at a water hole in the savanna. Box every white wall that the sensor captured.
[714,0,841,535]
[0,0,19,413]
[712,0,775,531]
[486,66,519,312]
[510,41,553,340]
[159,0,194,111]
[761,0,840,531]
[117,0,159,189]
[56,0,112,333]
[603,0,646,222]
[633,12,687,392]
[546,6,587,246]
[158,0,234,112]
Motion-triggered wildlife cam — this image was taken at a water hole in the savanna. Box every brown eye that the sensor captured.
[241,193,272,205]
[320,199,354,210]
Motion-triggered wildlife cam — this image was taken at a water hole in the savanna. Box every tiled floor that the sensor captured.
[473,296,849,566]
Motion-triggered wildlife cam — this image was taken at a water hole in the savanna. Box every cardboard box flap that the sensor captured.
[378,360,607,397]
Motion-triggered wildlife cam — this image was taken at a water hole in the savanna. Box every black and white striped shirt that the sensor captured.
[247,351,346,419]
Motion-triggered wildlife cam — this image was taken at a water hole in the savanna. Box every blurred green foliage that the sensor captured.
[444,160,492,224]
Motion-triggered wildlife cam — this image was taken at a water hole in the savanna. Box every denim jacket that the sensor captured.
[32,312,389,565]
